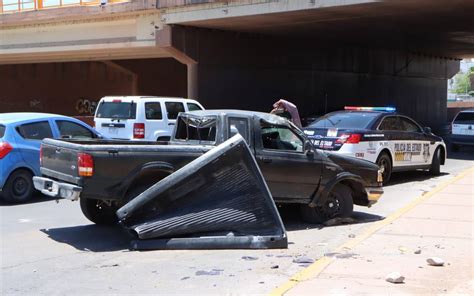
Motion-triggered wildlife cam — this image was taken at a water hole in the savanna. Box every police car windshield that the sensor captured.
[309,112,379,129]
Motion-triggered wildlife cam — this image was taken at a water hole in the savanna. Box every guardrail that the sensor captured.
[1,0,128,13]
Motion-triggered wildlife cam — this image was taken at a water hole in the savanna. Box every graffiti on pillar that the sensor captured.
[29,99,43,110]
[75,98,98,115]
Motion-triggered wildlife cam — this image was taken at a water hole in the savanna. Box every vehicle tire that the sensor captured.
[80,198,119,225]
[300,183,354,224]
[1,169,34,203]
[451,143,460,152]
[376,152,392,185]
[429,147,441,175]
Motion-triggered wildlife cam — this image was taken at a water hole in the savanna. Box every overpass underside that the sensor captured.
[1,0,473,130]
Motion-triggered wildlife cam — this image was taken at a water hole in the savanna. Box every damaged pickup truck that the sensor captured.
[34,110,383,225]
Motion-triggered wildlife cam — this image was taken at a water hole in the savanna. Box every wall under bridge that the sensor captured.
[0,58,186,116]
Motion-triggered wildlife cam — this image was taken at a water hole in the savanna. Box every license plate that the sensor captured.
[108,127,119,134]
[327,128,338,137]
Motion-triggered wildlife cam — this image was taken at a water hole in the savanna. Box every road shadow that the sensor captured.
[0,193,57,206]
[387,171,450,187]
[40,224,130,252]
[278,204,384,231]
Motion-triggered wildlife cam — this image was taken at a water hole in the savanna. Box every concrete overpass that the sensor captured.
[1,0,473,130]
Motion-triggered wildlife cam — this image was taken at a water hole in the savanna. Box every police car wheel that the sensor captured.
[300,184,353,224]
[429,147,441,175]
[376,152,392,185]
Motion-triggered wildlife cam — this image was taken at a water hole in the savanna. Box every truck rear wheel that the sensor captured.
[80,198,118,225]
[300,183,353,224]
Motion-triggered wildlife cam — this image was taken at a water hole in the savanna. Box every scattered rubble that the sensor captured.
[427,257,445,266]
[271,265,279,269]
[348,234,356,238]
[293,256,315,264]
[385,272,405,284]
[180,276,190,281]
[195,269,223,276]
[414,249,422,254]
[241,256,259,261]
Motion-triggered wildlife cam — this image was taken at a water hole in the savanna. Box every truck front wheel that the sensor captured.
[80,198,118,225]
[300,183,354,224]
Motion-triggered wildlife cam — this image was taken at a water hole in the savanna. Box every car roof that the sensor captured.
[100,96,191,101]
[0,112,70,125]
[184,109,291,126]
[458,109,474,113]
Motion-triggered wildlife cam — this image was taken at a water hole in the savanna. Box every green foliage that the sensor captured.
[453,72,471,94]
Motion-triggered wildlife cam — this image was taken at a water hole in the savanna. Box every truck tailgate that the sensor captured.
[41,139,82,185]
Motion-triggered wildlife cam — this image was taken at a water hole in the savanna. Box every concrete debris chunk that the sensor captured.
[385,272,405,284]
[414,249,422,254]
[427,257,445,266]
[293,256,314,264]
[241,256,259,261]
[348,234,356,238]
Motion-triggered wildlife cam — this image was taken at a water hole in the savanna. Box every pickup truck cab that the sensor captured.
[94,96,204,141]
[34,110,383,224]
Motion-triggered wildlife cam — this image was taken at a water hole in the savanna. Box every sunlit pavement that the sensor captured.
[1,148,473,295]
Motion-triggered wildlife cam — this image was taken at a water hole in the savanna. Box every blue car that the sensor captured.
[0,113,102,203]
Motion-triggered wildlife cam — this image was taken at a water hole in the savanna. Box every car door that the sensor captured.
[14,120,54,176]
[255,121,322,200]
[398,116,431,165]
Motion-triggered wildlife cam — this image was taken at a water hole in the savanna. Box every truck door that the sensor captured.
[255,120,322,201]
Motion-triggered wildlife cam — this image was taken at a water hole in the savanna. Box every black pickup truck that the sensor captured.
[34,110,383,224]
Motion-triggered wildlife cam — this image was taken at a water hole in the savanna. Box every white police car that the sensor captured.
[303,107,446,184]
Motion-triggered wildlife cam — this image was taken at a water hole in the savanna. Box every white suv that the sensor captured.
[450,109,474,151]
[94,96,204,141]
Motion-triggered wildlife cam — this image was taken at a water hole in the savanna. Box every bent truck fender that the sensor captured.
[310,172,366,207]
[109,161,175,200]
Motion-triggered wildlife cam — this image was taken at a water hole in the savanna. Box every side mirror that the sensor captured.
[304,142,314,156]
[423,127,432,134]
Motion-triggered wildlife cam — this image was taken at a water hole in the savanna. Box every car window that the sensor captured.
[228,117,250,144]
[399,117,421,132]
[309,112,379,129]
[57,120,95,139]
[96,101,136,119]
[187,103,202,112]
[0,125,5,138]
[261,122,303,152]
[378,116,400,131]
[174,115,217,142]
[145,102,163,120]
[16,121,53,140]
[165,102,185,120]
[454,112,474,124]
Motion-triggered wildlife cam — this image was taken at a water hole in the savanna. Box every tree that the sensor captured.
[453,72,471,94]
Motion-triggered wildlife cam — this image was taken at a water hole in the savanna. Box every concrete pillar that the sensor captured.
[187,63,198,100]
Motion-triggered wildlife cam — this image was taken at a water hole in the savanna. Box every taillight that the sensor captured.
[133,123,145,139]
[78,153,94,177]
[0,142,13,159]
[336,133,361,144]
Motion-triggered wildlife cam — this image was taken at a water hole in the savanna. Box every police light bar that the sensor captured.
[344,106,396,112]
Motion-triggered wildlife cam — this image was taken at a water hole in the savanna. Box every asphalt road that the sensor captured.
[1,147,473,295]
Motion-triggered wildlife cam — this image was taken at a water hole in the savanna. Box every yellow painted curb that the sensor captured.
[269,166,474,296]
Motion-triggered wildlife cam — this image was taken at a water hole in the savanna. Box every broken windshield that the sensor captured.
[174,115,217,143]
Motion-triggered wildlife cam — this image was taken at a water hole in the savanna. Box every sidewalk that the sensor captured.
[281,168,474,295]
